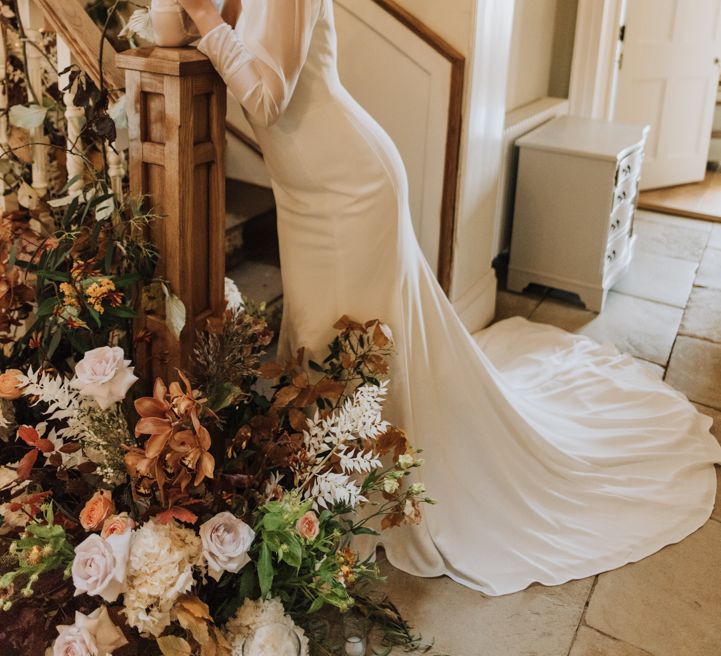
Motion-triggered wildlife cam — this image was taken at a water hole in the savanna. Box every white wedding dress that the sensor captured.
[198,0,721,595]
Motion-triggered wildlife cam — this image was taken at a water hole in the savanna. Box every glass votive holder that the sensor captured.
[342,612,368,656]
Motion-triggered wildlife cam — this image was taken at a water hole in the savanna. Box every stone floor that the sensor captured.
[381,210,721,656]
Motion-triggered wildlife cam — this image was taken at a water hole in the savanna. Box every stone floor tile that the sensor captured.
[635,210,712,234]
[379,557,593,656]
[634,215,709,262]
[529,297,596,332]
[612,251,697,308]
[666,337,721,409]
[585,521,721,656]
[494,289,544,323]
[227,260,283,305]
[679,287,721,343]
[709,224,721,249]
[695,247,721,290]
[578,292,682,366]
[569,626,653,656]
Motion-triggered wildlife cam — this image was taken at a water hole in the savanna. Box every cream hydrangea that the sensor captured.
[224,598,309,656]
[123,520,204,637]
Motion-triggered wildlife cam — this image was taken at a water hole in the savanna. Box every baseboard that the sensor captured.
[452,267,497,332]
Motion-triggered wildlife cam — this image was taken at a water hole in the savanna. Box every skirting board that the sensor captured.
[453,267,497,333]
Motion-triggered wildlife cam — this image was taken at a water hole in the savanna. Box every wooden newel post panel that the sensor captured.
[116,48,227,384]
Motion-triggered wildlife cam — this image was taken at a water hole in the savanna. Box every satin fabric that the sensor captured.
[198,0,721,595]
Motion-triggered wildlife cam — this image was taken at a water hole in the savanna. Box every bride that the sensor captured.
[171,0,721,596]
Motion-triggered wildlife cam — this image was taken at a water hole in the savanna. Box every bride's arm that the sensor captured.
[177,0,224,35]
[179,0,321,128]
[220,0,241,28]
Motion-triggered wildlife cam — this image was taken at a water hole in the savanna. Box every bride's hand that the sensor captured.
[176,0,224,36]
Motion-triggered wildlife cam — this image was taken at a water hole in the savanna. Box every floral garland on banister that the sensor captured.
[0,3,439,655]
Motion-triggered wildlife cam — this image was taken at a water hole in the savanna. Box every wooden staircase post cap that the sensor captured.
[116,47,216,77]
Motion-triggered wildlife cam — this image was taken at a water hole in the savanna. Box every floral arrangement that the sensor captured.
[0,3,437,654]
[0,306,434,655]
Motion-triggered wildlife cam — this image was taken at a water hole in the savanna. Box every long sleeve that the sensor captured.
[197,0,322,127]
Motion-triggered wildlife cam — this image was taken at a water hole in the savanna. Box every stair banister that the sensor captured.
[116,47,227,383]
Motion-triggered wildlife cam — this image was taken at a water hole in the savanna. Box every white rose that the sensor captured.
[409,483,426,496]
[224,277,245,312]
[53,607,127,656]
[383,477,399,494]
[199,512,255,582]
[71,346,138,410]
[397,454,414,469]
[72,532,130,602]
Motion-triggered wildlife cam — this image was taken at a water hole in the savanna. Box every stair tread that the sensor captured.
[226,260,283,305]
[225,179,275,228]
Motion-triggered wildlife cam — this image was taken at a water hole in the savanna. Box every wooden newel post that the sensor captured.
[116,48,227,384]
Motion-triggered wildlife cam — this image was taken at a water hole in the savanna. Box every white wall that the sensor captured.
[506,0,558,111]
[393,0,514,329]
[392,0,475,55]
[506,0,578,111]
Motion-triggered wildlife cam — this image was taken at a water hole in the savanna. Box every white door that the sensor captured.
[613,0,721,189]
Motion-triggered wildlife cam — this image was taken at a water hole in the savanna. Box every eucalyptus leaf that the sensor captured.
[164,286,186,340]
[17,182,39,210]
[9,104,47,129]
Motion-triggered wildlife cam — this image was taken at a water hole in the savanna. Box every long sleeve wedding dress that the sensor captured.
[197,0,721,596]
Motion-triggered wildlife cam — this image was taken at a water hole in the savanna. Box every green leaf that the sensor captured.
[351,526,380,536]
[36,296,58,318]
[258,542,274,597]
[282,536,303,569]
[308,596,325,614]
[86,306,102,328]
[46,326,63,360]
[60,175,84,196]
[35,269,71,282]
[262,513,287,532]
[105,305,136,319]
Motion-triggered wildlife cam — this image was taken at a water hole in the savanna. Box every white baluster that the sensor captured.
[0,23,10,213]
[17,0,49,199]
[56,34,85,197]
[106,135,126,201]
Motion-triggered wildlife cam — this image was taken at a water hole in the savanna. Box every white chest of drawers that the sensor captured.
[508,116,650,312]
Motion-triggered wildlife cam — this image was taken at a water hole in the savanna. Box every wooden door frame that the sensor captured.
[568,0,626,121]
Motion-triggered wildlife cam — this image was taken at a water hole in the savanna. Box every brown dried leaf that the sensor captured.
[313,378,345,401]
[273,385,301,408]
[16,449,38,481]
[333,314,364,331]
[375,426,409,459]
[288,408,308,432]
[259,361,285,379]
[365,354,389,375]
[157,636,192,656]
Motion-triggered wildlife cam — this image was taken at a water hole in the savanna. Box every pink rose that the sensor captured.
[0,369,23,400]
[71,346,138,410]
[199,512,255,582]
[101,513,136,539]
[72,532,130,602]
[296,511,319,541]
[79,490,116,532]
[53,606,127,656]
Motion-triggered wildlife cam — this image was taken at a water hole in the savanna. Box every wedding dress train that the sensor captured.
[198,0,721,595]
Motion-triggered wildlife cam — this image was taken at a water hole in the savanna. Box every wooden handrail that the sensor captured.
[32,0,124,98]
